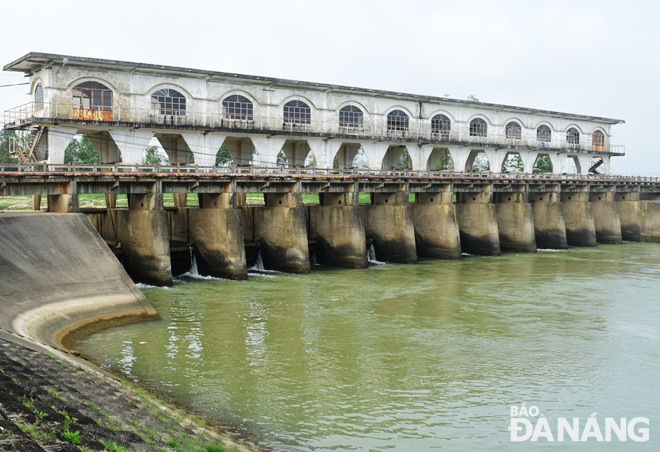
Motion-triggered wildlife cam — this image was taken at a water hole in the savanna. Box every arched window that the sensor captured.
[431,114,451,138]
[339,105,363,130]
[505,121,522,140]
[566,127,580,145]
[72,81,113,121]
[592,130,605,151]
[34,84,44,111]
[469,118,487,137]
[387,110,409,132]
[151,89,186,116]
[537,125,551,143]
[283,100,311,125]
[222,95,253,121]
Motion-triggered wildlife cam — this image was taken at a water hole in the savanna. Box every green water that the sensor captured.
[77,244,660,450]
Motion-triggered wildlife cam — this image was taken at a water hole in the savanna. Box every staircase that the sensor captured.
[588,157,604,174]
[8,127,44,163]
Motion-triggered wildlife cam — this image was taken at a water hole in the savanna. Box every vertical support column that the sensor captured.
[47,181,79,213]
[411,187,462,259]
[32,195,42,211]
[251,136,287,168]
[307,139,342,170]
[362,192,417,263]
[447,146,471,172]
[529,185,568,249]
[116,191,172,286]
[188,193,247,279]
[615,191,642,242]
[109,130,154,164]
[561,188,597,246]
[46,126,78,164]
[308,190,368,268]
[181,132,226,167]
[640,195,660,243]
[253,191,310,273]
[360,142,390,171]
[494,186,537,252]
[590,189,622,244]
[456,185,501,256]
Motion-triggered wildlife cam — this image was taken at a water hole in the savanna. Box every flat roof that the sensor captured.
[4,52,624,125]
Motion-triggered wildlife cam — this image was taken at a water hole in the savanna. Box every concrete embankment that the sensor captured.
[0,212,158,349]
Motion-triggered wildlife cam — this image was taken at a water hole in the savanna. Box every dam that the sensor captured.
[0,52,659,284]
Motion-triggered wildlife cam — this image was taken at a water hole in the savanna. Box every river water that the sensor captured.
[77,244,660,450]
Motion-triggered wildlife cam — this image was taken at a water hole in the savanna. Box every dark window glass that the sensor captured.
[223,95,253,121]
[151,88,186,116]
[339,105,363,129]
[537,125,551,142]
[283,100,311,125]
[387,110,409,132]
[469,118,487,137]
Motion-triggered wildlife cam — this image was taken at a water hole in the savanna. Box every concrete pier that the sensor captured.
[494,191,537,253]
[116,194,173,286]
[590,191,622,244]
[529,189,568,249]
[47,194,79,213]
[615,192,643,241]
[640,200,660,243]
[308,193,368,268]
[189,193,247,280]
[253,193,311,273]
[411,191,462,259]
[456,188,501,256]
[362,193,417,263]
[560,191,597,247]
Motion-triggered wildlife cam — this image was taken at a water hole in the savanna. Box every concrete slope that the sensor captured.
[0,213,158,349]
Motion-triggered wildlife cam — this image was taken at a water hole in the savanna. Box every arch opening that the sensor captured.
[283,100,311,128]
[72,81,113,121]
[563,156,580,174]
[34,84,44,111]
[382,145,412,171]
[502,152,523,173]
[427,147,454,171]
[537,125,551,143]
[281,139,312,167]
[333,143,368,170]
[566,127,580,147]
[339,105,364,132]
[222,95,254,122]
[469,118,487,138]
[533,154,553,174]
[505,121,522,140]
[151,88,186,119]
[592,130,605,152]
[466,150,490,172]
[431,114,451,140]
[386,110,409,137]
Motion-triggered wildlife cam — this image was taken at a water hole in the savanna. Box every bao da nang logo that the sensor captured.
[509,404,649,442]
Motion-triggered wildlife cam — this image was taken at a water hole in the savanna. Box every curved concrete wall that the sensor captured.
[0,213,158,349]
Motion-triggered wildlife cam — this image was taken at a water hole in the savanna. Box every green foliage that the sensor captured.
[433,149,454,170]
[533,154,553,173]
[0,130,18,164]
[64,136,100,164]
[471,152,490,171]
[503,154,524,173]
[61,427,80,445]
[205,445,225,452]
[144,146,167,165]
[394,151,412,170]
[215,144,233,166]
[100,440,130,452]
[277,150,288,167]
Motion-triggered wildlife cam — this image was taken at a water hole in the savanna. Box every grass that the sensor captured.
[100,440,130,452]
[61,426,81,445]
[47,389,62,399]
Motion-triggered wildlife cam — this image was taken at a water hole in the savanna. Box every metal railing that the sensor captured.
[0,163,657,183]
[4,101,625,155]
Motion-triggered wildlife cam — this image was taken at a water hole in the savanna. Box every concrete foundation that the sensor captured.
[189,193,247,279]
[529,191,568,249]
[116,194,172,286]
[590,192,622,244]
[411,192,461,259]
[640,200,660,243]
[456,190,501,256]
[47,194,79,213]
[561,192,597,247]
[494,192,537,253]
[308,193,367,268]
[615,192,642,242]
[253,193,310,273]
[362,193,417,263]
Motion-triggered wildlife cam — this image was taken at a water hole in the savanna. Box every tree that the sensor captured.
[533,155,553,173]
[144,145,167,165]
[277,150,288,167]
[503,154,524,173]
[472,152,490,171]
[467,94,480,102]
[394,151,412,170]
[433,149,454,170]
[64,136,100,164]
[215,144,233,166]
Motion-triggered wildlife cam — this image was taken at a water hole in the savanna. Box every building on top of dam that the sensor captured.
[3,52,624,175]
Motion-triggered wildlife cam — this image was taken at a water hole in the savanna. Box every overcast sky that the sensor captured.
[1,0,658,175]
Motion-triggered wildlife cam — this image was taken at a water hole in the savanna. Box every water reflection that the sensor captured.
[77,244,660,450]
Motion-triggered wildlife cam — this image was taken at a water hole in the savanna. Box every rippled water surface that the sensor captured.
[77,244,660,450]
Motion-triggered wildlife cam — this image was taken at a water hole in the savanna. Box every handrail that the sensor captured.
[0,163,657,183]
[4,101,625,155]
